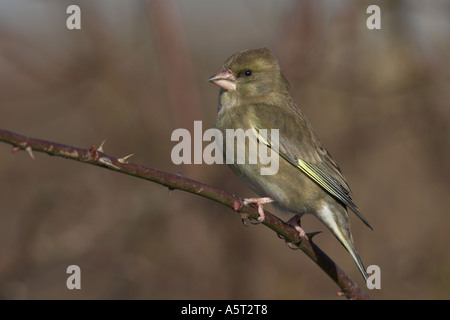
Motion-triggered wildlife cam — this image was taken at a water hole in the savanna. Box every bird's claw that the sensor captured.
[239,213,263,226]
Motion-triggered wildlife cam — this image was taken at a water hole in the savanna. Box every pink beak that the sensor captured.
[208,70,236,91]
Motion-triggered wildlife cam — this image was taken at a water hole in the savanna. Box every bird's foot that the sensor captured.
[283,215,306,249]
[288,215,306,237]
[243,197,274,223]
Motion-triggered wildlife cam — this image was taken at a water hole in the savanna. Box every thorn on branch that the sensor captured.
[97,139,106,153]
[118,153,134,164]
[98,157,120,170]
[26,146,35,159]
[89,140,108,161]
[306,231,322,240]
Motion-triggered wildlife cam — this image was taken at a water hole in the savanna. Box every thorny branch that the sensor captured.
[0,128,371,300]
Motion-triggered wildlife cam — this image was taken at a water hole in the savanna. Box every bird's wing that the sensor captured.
[248,103,373,230]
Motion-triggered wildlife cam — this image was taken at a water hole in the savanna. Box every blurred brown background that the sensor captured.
[0,0,449,299]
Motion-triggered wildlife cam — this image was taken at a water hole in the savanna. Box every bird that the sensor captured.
[208,47,372,281]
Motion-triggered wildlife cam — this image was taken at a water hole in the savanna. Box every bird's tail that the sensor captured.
[342,237,369,282]
[317,204,368,282]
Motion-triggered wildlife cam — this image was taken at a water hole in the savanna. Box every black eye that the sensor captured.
[244,69,252,77]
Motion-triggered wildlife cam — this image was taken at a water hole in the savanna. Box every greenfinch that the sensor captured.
[208,48,372,281]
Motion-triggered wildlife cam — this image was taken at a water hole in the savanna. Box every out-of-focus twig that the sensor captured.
[147,0,202,128]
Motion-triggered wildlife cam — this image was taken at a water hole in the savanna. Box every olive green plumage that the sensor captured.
[209,48,372,281]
